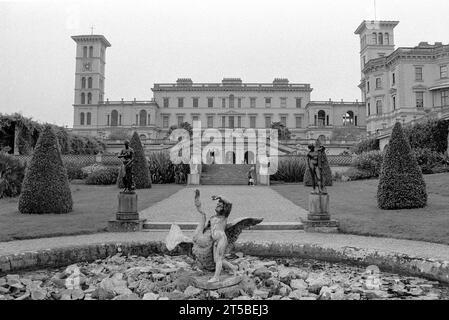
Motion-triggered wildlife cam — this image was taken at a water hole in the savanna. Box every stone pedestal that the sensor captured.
[108,192,145,232]
[187,173,200,185]
[301,192,339,233]
[258,174,270,186]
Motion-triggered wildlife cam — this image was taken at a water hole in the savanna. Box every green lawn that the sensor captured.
[0,184,183,242]
[272,173,449,245]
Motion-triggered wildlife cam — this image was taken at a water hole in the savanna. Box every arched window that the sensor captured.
[81,92,85,104]
[139,134,147,141]
[343,111,354,126]
[139,110,147,126]
[378,33,383,45]
[317,110,326,127]
[87,92,92,104]
[80,112,85,125]
[372,33,377,45]
[385,33,389,45]
[89,46,93,58]
[88,77,92,89]
[86,112,91,125]
[111,110,118,126]
[148,114,151,125]
[83,46,87,58]
[81,77,86,89]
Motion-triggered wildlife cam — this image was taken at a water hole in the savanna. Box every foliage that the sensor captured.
[0,113,105,155]
[377,122,427,210]
[331,126,365,141]
[167,122,193,137]
[413,148,446,174]
[352,150,383,178]
[85,167,119,185]
[270,157,306,182]
[147,151,189,184]
[18,125,73,214]
[352,137,380,155]
[0,152,26,198]
[64,159,88,180]
[81,164,107,176]
[117,132,152,189]
[404,118,449,154]
[271,122,292,140]
[344,167,375,181]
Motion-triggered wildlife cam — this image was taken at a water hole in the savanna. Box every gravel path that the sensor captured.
[2,230,449,262]
[140,186,308,223]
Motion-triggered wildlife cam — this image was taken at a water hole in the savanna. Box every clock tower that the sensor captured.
[71,34,111,128]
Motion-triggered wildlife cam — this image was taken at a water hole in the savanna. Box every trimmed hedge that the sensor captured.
[377,122,427,210]
[118,132,151,189]
[270,157,307,183]
[18,125,73,214]
[85,167,119,185]
[0,152,26,198]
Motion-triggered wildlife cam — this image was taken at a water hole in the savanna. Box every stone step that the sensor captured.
[143,221,303,231]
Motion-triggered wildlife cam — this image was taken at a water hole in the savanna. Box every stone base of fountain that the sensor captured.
[108,192,145,232]
[301,192,339,233]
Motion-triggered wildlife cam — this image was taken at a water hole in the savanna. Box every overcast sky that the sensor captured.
[1,0,448,127]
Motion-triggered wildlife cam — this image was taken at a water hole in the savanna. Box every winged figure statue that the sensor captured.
[165,189,263,283]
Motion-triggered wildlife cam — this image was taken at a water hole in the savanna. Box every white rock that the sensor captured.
[184,286,202,297]
[290,279,308,291]
[142,292,159,300]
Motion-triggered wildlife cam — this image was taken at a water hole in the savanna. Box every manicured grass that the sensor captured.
[272,173,449,245]
[0,184,183,242]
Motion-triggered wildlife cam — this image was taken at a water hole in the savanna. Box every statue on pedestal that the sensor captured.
[118,140,135,193]
[306,143,327,194]
[165,189,263,283]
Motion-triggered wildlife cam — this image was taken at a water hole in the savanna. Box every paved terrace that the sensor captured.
[140,186,307,224]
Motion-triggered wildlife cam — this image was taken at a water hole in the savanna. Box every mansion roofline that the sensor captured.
[152,78,313,92]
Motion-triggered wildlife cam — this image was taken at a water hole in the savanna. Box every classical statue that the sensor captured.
[118,140,135,192]
[306,143,327,194]
[165,189,263,283]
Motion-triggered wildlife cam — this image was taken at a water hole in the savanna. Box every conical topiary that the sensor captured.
[117,132,151,189]
[18,125,73,214]
[377,122,427,210]
[303,139,333,187]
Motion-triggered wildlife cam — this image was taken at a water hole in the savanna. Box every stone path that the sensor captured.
[140,186,307,223]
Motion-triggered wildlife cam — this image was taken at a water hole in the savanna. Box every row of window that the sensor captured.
[162,96,303,109]
[80,92,92,104]
[79,112,91,125]
[367,65,448,93]
[161,115,304,129]
[82,46,105,59]
[367,91,430,116]
[81,77,93,89]
[361,32,390,47]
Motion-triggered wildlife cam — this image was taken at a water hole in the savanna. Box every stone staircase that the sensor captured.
[200,164,256,185]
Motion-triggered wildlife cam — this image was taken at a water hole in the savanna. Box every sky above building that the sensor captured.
[1,0,448,127]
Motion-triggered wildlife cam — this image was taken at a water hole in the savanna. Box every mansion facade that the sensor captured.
[355,20,449,149]
[71,35,366,146]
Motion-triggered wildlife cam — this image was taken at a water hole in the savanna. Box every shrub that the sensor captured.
[404,118,449,154]
[352,150,383,178]
[81,164,107,177]
[85,167,119,185]
[117,132,151,189]
[344,167,375,181]
[18,125,73,214]
[0,153,26,198]
[377,122,427,210]
[352,138,380,155]
[412,148,446,174]
[147,151,189,184]
[270,157,306,182]
[64,159,87,180]
[303,140,333,187]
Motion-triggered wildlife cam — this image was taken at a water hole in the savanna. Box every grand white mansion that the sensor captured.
[71,36,365,148]
[355,20,449,149]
